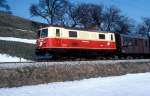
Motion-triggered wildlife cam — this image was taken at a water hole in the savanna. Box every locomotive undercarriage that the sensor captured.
[35,48,117,60]
[35,48,150,61]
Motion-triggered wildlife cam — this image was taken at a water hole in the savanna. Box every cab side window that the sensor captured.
[99,34,105,39]
[111,34,113,40]
[69,31,77,38]
[56,29,60,37]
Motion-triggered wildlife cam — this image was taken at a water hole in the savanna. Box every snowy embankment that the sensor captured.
[0,73,150,96]
[0,37,34,62]
[0,37,36,44]
[0,54,28,62]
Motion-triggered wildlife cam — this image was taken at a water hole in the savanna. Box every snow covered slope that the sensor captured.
[0,37,36,44]
[0,54,28,62]
[0,36,35,60]
[0,73,150,96]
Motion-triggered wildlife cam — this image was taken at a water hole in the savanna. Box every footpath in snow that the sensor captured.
[0,37,36,44]
[0,73,150,96]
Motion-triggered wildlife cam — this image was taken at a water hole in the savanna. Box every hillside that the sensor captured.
[0,13,46,32]
[0,13,47,61]
[0,13,47,39]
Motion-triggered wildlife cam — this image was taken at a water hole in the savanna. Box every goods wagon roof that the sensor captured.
[120,33,149,39]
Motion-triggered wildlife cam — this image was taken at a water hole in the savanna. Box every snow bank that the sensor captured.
[0,73,150,96]
[0,54,28,62]
[0,37,36,44]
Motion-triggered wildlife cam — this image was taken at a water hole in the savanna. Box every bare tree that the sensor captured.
[0,0,11,13]
[67,3,79,27]
[116,16,134,34]
[68,3,103,30]
[29,1,134,33]
[102,6,121,31]
[137,17,150,36]
[102,6,134,33]
[30,0,69,25]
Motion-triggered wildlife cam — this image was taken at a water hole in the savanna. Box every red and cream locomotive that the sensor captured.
[36,26,150,59]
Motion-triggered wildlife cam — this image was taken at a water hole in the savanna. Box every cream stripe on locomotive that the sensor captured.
[47,26,116,42]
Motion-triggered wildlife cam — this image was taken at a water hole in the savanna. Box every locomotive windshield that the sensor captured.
[38,29,48,38]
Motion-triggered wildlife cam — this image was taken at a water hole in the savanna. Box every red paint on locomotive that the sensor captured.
[37,38,116,49]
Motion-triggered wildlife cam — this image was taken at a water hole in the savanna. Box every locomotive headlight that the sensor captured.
[39,41,43,46]
[107,42,110,46]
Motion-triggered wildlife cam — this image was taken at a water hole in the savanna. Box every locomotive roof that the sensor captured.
[39,25,114,34]
[39,25,149,39]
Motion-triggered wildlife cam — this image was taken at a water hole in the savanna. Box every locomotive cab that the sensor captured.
[36,28,49,49]
[36,27,62,49]
[36,27,63,57]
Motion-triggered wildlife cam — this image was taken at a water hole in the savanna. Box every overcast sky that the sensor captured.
[7,0,150,23]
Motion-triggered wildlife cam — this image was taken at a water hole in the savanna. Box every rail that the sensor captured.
[0,59,150,69]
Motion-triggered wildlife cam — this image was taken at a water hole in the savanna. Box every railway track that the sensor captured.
[1,59,150,64]
[0,59,150,69]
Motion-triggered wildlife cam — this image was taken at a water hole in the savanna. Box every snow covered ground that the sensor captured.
[0,54,28,62]
[0,73,150,96]
[0,37,36,44]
